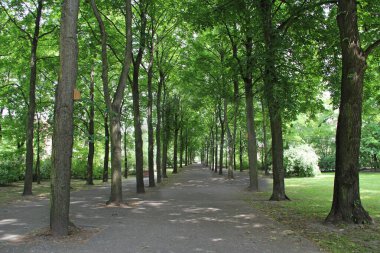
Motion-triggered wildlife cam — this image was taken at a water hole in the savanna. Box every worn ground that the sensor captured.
[0,164,322,253]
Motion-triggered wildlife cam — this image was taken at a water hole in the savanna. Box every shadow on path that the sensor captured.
[0,163,321,253]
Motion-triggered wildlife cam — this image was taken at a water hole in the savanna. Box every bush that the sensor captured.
[319,155,335,172]
[39,158,52,179]
[0,156,24,185]
[284,144,321,177]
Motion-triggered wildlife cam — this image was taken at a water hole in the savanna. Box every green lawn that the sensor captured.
[253,173,380,252]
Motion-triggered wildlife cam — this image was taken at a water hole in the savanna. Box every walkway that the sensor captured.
[0,164,321,253]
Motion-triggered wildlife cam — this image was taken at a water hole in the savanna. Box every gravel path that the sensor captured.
[0,164,322,253]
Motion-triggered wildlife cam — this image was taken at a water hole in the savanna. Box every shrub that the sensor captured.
[0,156,24,185]
[319,155,335,172]
[284,144,321,177]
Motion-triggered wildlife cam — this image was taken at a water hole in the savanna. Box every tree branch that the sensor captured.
[364,39,380,58]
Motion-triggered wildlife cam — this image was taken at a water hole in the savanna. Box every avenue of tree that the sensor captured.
[0,0,379,236]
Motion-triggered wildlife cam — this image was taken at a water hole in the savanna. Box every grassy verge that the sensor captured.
[0,179,107,206]
[252,173,380,252]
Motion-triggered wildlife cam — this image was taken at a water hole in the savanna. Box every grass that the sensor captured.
[252,172,380,252]
[0,179,106,206]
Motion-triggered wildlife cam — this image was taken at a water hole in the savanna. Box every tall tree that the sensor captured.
[131,0,148,194]
[90,0,133,204]
[50,0,79,236]
[326,0,379,224]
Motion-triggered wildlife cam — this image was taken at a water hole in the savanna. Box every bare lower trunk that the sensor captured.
[214,122,218,173]
[245,83,259,191]
[50,0,79,236]
[86,66,95,185]
[35,115,41,184]
[103,115,109,182]
[156,72,163,183]
[239,130,243,172]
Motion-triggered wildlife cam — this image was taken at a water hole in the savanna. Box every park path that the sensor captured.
[0,164,322,253]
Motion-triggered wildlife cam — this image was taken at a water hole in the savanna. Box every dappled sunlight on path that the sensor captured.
[0,163,320,253]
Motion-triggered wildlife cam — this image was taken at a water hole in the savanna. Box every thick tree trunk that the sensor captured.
[103,115,109,182]
[86,66,95,185]
[260,0,287,200]
[23,0,43,196]
[156,72,164,183]
[50,0,79,236]
[232,44,239,172]
[326,0,373,224]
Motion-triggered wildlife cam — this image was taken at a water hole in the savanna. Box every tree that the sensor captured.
[90,0,133,204]
[50,0,79,236]
[326,0,379,224]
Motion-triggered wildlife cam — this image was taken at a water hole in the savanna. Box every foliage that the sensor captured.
[284,144,321,177]
[318,154,335,172]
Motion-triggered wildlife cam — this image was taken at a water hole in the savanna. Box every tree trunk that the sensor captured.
[162,86,170,178]
[232,44,239,172]
[103,115,109,182]
[173,103,179,174]
[214,120,218,173]
[156,71,163,183]
[218,102,225,175]
[23,0,43,196]
[261,98,269,175]
[86,66,95,185]
[260,0,287,200]
[179,124,183,168]
[239,130,243,172]
[326,0,373,224]
[211,128,214,170]
[131,1,147,194]
[225,99,234,179]
[50,0,79,236]
[185,127,188,166]
[147,25,155,187]
[35,114,41,184]
[123,128,128,178]
[244,81,259,191]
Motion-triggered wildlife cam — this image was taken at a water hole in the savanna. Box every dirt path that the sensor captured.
[0,164,322,253]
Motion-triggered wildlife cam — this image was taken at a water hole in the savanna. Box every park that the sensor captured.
[0,0,379,252]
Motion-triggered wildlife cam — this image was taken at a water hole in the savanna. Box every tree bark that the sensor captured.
[218,102,225,175]
[261,98,269,175]
[147,30,155,187]
[35,113,41,184]
[239,130,243,172]
[245,82,259,191]
[103,114,109,182]
[214,119,218,173]
[225,99,234,179]
[173,109,179,174]
[179,123,183,168]
[86,66,95,185]
[123,128,128,178]
[326,0,374,224]
[156,71,164,183]
[23,0,43,196]
[50,0,79,236]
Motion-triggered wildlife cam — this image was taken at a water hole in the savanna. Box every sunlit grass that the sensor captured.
[253,172,380,252]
